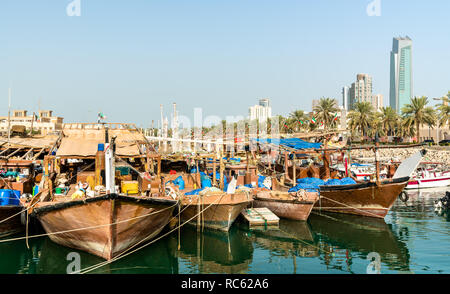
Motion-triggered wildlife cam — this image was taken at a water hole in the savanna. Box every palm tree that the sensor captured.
[399,116,415,138]
[378,106,400,136]
[347,102,375,141]
[288,110,308,133]
[313,98,339,130]
[401,96,436,142]
[437,93,450,128]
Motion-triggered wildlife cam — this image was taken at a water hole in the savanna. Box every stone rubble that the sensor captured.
[350,147,450,166]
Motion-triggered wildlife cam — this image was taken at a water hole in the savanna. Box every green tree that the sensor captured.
[347,102,375,141]
[378,106,400,136]
[437,92,450,128]
[287,110,308,133]
[401,96,436,142]
[313,97,339,130]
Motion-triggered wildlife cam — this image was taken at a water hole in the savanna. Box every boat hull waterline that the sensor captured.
[180,192,252,231]
[32,194,178,260]
[313,177,410,218]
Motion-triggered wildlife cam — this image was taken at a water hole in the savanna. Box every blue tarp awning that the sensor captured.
[252,138,322,150]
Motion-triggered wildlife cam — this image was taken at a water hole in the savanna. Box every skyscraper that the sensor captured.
[390,36,413,113]
[249,98,272,121]
[349,74,373,109]
[342,86,350,111]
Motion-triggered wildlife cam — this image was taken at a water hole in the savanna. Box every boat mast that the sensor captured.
[105,125,116,194]
[7,88,11,145]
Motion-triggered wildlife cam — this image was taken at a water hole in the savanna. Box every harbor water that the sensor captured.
[1,187,449,274]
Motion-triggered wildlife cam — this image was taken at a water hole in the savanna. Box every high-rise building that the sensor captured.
[249,98,272,121]
[349,74,373,109]
[371,94,383,111]
[390,36,413,113]
[342,86,350,110]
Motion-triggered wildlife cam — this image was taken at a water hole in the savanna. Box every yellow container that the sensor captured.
[121,181,139,195]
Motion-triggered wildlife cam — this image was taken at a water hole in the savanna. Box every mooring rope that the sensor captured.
[317,195,385,219]
[0,200,179,244]
[76,192,227,274]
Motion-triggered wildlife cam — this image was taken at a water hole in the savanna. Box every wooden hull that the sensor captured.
[32,194,177,260]
[181,192,252,231]
[313,177,410,218]
[253,190,318,221]
[0,206,24,238]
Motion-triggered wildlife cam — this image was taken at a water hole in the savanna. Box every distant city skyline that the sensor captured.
[1,1,449,127]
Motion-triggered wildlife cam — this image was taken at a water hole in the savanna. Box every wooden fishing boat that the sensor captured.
[161,158,254,231]
[313,176,410,218]
[180,191,252,231]
[26,123,175,260]
[252,188,319,221]
[255,137,426,219]
[31,194,177,260]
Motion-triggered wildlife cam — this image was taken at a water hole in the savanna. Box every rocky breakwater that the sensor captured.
[350,146,450,166]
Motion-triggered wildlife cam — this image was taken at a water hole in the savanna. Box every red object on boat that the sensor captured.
[169,170,177,175]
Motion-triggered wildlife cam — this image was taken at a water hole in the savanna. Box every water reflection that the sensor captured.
[243,220,319,258]
[308,212,410,272]
[177,225,253,273]
[1,187,449,274]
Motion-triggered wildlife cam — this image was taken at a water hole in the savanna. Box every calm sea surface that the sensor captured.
[1,187,449,274]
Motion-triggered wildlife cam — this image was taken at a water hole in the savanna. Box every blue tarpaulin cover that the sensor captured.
[252,138,322,150]
[289,183,320,193]
[184,189,202,196]
[340,177,357,185]
[324,179,342,186]
[290,177,357,192]
[297,177,325,186]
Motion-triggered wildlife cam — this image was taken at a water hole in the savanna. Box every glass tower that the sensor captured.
[390,36,413,113]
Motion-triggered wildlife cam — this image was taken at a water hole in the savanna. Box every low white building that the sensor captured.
[0,110,64,136]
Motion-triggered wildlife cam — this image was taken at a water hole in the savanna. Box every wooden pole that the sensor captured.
[284,152,290,181]
[219,152,224,190]
[292,155,296,185]
[375,143,380,185]
[157,155,161,179]
[212,152,217,186]
[7,88,11,145]
[30,112,34,137]
[196,160,201,189]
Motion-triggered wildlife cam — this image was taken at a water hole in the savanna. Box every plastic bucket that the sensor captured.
[98,143,105,151]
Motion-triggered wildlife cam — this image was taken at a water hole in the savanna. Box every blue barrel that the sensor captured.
[0,189,20,206]
[98,143,105,151]
[0,190,10,206]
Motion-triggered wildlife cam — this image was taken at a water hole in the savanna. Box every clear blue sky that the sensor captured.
[1,0,449,127]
